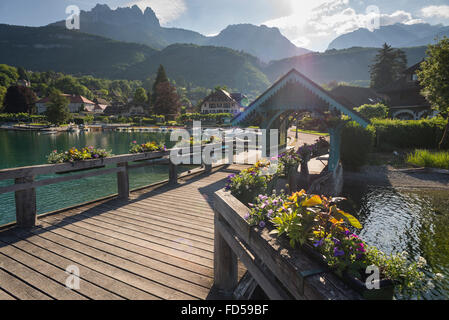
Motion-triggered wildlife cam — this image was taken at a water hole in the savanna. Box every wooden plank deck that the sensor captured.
[0,165,247,300]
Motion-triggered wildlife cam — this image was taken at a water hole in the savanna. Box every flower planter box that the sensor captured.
[214,189,395,300]
[300,243,395,300]
[56,165,106,175]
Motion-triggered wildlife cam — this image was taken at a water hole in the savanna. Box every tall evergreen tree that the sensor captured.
[151,65,169,106]
[153,81,181,119]
[370,43,407,90]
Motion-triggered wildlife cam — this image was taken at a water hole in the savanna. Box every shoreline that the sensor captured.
[344,165,449,189]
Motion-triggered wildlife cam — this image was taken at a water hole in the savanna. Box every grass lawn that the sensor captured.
[406,149,449,170]
[290,129,329,136]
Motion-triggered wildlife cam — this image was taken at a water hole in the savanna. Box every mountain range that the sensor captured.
[0,23,430,97]
[328,23,449,50]
[49,4,310,63]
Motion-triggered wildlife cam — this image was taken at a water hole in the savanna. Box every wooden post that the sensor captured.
[214,210,238,295]
[117,162,129,199]
[15,175,36,228]
[169,161,178,185]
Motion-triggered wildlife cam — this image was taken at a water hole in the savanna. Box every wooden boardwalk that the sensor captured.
[0,166,246,300]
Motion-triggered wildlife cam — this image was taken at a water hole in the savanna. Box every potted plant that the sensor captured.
[240,189,434,300]
[48,146,113,174]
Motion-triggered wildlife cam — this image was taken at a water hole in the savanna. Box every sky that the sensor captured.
[1,0,449,51]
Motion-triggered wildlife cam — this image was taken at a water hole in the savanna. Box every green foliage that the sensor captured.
[370,43,407,90]
[133,87,148,104]
[0,86,6,111]
[372,118,448,150]
[0,64,19,88]
[354,103,389,120]
[225,160,277,206]
[0,113,46,123]
[340,121,375,170]
[243,188,435,296]
[129,141,166,154]
[3,86,37,114]
[45,90,71,125]
[177,112,233,125]
[153,80,181,118]
[406,149,449,170]
[47,146,113,163]
[417,37,449,149]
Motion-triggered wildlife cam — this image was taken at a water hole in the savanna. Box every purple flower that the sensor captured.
[332,238,341,246]
[344,230,351,236]
[225,185,231,191]
[259,221,266,228]
[258,195,268,200]
[248,203,254,207]
[267,209,274,217]
[313,239,324,247]
[93,154,99,158]
[356,254,364,260]
[333,247,345,257]
[244,213,250,220]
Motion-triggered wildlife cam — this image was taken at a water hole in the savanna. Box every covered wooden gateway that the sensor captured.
[232,69,369,173]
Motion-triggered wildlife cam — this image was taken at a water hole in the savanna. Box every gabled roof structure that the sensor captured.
[232,69,369,128]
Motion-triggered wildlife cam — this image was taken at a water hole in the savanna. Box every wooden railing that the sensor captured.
[0,143,224,228]
[213,189,363,300]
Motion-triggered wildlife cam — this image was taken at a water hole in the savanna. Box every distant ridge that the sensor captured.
[328,23,449,50]
[49,4,310,62]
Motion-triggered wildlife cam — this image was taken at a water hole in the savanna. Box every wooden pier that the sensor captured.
[0,165,246,300]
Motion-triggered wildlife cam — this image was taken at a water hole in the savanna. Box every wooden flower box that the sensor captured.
[213,189,395,300]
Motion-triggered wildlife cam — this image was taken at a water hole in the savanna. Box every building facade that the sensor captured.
[36,94,96,114]
[200,89,247,115]
[378,62,435,120]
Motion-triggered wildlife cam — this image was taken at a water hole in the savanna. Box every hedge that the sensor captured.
[371,117,448,150]
[340,121,376,170]
[0,113,47,123]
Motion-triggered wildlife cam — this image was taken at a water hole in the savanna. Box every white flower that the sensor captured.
[435,273,445,281]
[418,256,427,267]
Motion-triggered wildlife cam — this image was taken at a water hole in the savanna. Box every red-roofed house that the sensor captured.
[36,94,96,114]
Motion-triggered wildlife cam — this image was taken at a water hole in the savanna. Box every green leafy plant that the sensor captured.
[129,141,166,153]
[47,146,112,163]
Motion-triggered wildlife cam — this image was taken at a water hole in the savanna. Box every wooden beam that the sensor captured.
[213,210,238,295]
[14,175,36,228]
[117,162,129,199]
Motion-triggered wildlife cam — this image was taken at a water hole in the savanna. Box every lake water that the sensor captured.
[0,130,194,226]
[342,185,449,299]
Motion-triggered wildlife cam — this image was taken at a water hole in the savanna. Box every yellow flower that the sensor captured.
[288,189,306,202]
[301,195,322,207]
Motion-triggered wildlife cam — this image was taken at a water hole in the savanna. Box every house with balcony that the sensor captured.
[200,89,247,115]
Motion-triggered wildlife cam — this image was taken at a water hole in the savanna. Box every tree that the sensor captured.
[153,81,181,119]
[17,66,29,81]
[0,64,19,88]
[151,65,169,105]
[3,86,37,114]
[417,37,449,149]
[0,86,6,111]
[354,103,389,120]
[370,43,407,90]
[45,90,71,125]
[133,87,148,105]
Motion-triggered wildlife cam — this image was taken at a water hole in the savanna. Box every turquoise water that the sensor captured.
[0,130,193,225]
[342,185,449,299]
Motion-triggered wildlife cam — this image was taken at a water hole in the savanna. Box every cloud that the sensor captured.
[421,5,449,18]
[125,0,187,24]
[263,0,422,51]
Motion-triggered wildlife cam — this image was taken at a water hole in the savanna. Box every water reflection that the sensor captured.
[0,130,194,225]
[342,185,449,299]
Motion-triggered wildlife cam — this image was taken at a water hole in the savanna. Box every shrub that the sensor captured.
[406,149,449,169]
[372,118,447,150]
[340,121,376,170]
[354,103,388,120]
